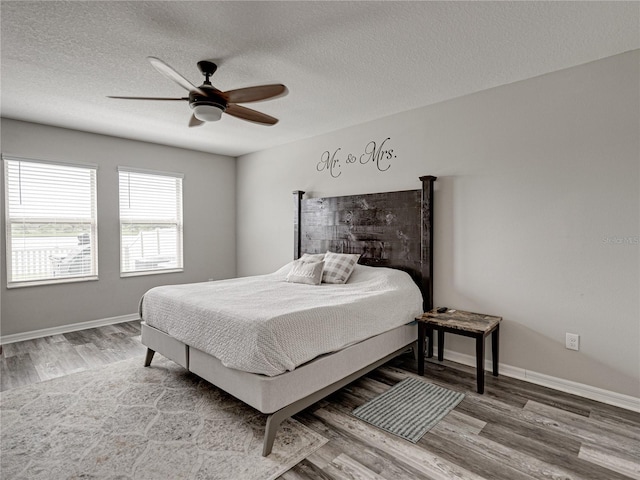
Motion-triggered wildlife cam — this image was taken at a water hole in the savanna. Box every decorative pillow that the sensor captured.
[300,253,325,262]
[322,251,360,284]
[286,259,325,285]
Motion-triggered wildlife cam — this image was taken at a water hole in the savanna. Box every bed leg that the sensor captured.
[262,410,287,456]
[144,348,155,367]
[412,340,420,362]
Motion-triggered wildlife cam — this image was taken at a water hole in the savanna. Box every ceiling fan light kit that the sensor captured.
[193,104,224,122]
[108,57,287,127]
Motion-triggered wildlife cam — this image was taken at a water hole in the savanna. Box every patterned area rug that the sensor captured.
[1,356,327,480]
[352,377,464,442]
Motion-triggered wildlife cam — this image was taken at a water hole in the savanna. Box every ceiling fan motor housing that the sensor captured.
[189,87,227,112]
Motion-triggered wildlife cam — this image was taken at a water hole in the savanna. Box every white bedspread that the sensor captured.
[140,264,423,376]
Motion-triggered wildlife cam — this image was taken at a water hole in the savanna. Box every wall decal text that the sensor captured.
[317,137,395,178]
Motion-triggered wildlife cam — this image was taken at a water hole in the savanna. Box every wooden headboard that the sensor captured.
[293,175,436,310]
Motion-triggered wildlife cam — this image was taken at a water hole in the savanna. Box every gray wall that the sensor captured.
[1,119,237,336]
[236,51,639,398]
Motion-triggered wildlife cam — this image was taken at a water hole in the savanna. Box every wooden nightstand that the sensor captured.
[416,309,502,394]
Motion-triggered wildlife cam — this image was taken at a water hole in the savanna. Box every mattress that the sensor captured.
[140,263,423,376]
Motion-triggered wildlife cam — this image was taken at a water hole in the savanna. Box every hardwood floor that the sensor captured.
[0,321,145,391]
[2,321,639,479]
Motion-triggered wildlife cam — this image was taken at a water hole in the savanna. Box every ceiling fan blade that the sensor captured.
[225,104,278,125]
[147,57,206,96]
[107,96,188,101]
[223,84,288,103]
[188,114,204,127]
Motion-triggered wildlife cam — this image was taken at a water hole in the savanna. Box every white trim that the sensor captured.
[117,165,184,179]
[7,276,99,289]
[120,268,183,278]
[0,313,139,345]
[441,350,640,413]
[2,154,98,170]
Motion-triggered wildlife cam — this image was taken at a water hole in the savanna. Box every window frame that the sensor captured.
[118,166,184,277]
[3,155,99,288]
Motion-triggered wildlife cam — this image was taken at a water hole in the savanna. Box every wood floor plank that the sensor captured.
[324,453,387,480]
[74,343,113,368]
[115,320,142,336]
[527,399,640,443]
[441,409,487,435]
[281,458,335,480]
[354,376,394,396]
[62,329,97,346]
[523,400,640,456]
[279,469,313,480]
[479,422,633,480]
[44,333,70,344]
[457,395,583,455]
[2,338,44,358]
[304,442,342,470]
[2,353,41,390]
[279,467,316,480]
[460,366,595,418]
[431,414,584,480]
[0,357,11,391]
[590,405,640,433]
[361,447,432,480]
[315,405,486,480]
[33,359,67,382]
[105,332,147,358]
[28,342,89,380]
[579,443,640,480]
[297,410,429,480]
[417,423,538,480]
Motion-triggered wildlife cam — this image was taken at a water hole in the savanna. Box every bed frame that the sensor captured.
[141,175,436,456]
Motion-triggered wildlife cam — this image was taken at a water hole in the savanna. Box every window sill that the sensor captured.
[7,276,99,289]
[120,268,183,278]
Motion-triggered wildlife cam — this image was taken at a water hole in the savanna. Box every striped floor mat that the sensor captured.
[352,377,465,442]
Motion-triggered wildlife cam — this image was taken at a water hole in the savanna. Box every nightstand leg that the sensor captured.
[426,326,434,358]
[437,329,444,362]
[492,326,499,376]
[476,335,485,394]
[418,322,425,376]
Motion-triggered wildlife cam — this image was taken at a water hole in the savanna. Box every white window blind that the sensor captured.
[118,167,183,276]
[4,156,98,288]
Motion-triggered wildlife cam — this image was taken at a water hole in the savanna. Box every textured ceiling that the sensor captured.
[1,1,638,157]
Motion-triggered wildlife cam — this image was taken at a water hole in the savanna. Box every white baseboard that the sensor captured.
[442,350,640,413]
[0,313,140,345]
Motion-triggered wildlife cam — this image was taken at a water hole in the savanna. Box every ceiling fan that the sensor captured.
[108,57,288,127]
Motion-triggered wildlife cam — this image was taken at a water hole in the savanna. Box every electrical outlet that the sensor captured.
[566,333,580,351]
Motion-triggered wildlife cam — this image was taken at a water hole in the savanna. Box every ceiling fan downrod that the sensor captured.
[197,61,218,86]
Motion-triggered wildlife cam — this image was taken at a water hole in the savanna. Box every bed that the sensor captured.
[140,175,436,456]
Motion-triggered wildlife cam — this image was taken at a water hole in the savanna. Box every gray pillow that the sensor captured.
[286,259,325,285]
[322,251,360,284]
[300,253,325,262]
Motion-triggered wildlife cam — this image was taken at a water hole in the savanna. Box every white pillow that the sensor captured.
[300,253,325,262]
[322,251,360,284]
[286,259,325,285]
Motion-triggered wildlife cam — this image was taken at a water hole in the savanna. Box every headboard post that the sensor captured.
[293,190,305,260]
[419,175,437,311]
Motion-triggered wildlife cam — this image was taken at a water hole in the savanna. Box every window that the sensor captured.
[4,156,98,287]
[118,167,183,276]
